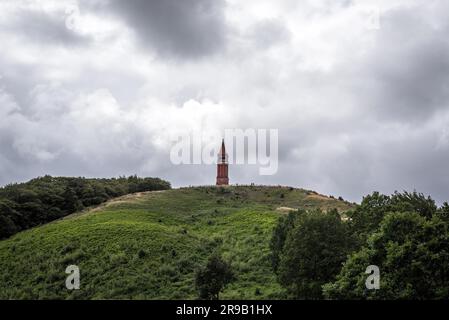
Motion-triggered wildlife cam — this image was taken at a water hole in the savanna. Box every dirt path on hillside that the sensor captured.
[62,190,168,219]
[306,194,332,201]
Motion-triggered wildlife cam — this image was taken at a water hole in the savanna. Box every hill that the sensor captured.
[0,186,354,299]
[0,175,171,239]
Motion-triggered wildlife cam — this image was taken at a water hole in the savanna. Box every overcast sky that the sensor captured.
[1,0,449,203]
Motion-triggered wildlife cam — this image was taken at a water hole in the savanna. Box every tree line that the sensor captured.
[0,175,171,240]
[271,191,449,299]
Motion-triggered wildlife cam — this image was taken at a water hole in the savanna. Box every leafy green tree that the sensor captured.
[195,255,235,300]
[347,192,392,243]
[0,199,21,239]
[19,201,45,227]
[270,211,297,272]
[0,215,17,239]
[323,212,449,299]
[63,187,83,213]
[277,209,355,299]
[389,191,437,219]
[348,191,438,245]
[436,202,449,223]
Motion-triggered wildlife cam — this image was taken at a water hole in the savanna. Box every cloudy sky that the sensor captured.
[1,0,449,203]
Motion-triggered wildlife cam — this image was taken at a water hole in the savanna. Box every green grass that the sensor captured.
[0,185,354,300]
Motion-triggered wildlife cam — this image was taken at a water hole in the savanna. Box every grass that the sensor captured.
[0,185,354,299]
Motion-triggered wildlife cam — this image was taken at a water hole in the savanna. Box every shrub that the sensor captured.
[195,255,235,300]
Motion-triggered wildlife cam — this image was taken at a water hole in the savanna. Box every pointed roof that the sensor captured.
[219,139,226,156]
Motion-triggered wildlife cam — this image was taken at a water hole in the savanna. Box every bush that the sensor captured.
[195,255,235,300]
[137,249,146,259]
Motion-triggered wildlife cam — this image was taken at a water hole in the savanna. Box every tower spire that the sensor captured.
[219,138,226,160]
[216,139,229,185]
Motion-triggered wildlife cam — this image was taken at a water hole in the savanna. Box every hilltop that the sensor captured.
[0,185,354,299]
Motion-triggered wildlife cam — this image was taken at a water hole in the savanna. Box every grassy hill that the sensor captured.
[0,186,354,299]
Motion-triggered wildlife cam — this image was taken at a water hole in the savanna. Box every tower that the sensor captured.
[216,139,229,185]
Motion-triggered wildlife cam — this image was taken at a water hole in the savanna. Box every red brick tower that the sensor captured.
[216,139,229,186]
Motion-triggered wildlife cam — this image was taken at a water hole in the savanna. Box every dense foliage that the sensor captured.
[323,212,449,299]
[271,190,449,299]
[195,255,235,300]
[269,211,295,273]
[274,209,355,299]
[0,175,171,239]
[346,191,437,245]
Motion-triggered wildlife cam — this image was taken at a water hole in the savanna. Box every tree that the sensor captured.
[348,191,438,245]
[63,187,83,213]
[0,215,17,239]
[389,191,437,219]
[436,202,449,223]
[277,209,355,299]
[323,212,449,299]
[270,211,297,273]
[195,255,235,300]
[347,191,392,243]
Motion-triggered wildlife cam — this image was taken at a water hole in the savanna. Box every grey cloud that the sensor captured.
[100,0,227,59]
[0,86,166,187]
[347,4,449,122]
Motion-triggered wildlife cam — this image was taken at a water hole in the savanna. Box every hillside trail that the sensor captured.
[62,190,168,220]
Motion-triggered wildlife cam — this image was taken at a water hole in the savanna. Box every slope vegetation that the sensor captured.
[0,186,353,299]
